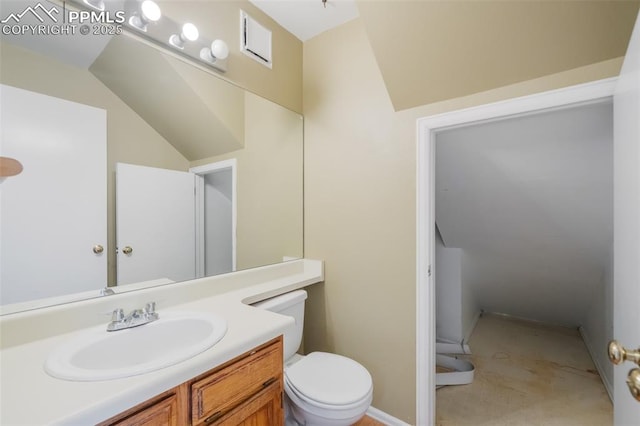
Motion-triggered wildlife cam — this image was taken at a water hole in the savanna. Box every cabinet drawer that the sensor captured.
[208,380,283,426]
[192,339,282,425]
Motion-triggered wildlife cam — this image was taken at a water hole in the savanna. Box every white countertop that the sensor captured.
[0,259,323,425]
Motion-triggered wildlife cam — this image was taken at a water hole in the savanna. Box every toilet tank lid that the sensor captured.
[251,289,308,312]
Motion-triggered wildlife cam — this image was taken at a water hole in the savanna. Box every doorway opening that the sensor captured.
[191,159,237,277]
[416,78,618,425]
[432,98,613,423]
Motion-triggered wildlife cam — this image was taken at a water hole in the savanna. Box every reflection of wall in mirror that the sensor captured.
[157,1,302,113]
[192,92,304,270]
[0,41,190,287]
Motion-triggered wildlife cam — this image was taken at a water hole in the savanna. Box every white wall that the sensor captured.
[436,100,613,326]
[204,171,233,276]
[461,251,481,342]
[580,246,614,399]
[436,227,481,344]
[435,227,463,342]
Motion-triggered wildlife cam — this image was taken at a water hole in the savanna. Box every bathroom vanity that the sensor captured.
[0,259,322,425]
[99,337,283,426]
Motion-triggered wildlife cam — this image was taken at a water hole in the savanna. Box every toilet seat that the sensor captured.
[285,352,373,407]
[284,351,373,424]
[285,376,372,411]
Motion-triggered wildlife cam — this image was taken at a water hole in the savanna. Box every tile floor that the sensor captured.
[436,314,612,425]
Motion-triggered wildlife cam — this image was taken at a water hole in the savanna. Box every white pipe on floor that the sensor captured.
[435,354,475,386]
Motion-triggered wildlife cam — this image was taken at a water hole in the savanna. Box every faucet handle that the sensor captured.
[144,302,156,314]
[111,308,124,322]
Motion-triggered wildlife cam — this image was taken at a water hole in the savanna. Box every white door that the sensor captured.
[612,12,640,424]
[0,85,107,305]
[116,163,196,286]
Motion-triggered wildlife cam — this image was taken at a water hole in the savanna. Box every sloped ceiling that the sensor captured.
[435,101,613,326]
[90,36,245,161]
[357,0,640,111]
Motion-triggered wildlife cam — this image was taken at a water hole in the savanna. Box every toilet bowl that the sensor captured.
[253,290,373,426]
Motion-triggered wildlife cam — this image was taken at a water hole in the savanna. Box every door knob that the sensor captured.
[609,340,640,402]
[628,369,640,402]
[92,245,104,254]
[122,246,133,255]
[608,340,640,366]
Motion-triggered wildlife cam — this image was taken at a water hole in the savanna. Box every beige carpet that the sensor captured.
[436,314,612,425]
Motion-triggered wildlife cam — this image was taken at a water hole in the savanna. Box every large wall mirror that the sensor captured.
[0,1,303,314]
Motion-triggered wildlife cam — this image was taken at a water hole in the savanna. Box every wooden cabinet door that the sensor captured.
[215,381,283,426]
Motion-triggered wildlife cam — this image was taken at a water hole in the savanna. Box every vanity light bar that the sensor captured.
[68,0,228,73]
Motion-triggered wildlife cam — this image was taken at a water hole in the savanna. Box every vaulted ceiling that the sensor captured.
[357,0,639,111]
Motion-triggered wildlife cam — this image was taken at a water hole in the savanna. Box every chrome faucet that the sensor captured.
[107,302,159,331]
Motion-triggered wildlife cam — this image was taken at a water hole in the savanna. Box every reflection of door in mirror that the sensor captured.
[0,85,107,305]
[116,161,236,286]
[116,163,196,286]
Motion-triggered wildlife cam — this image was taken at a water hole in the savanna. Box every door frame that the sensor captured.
[190,159,238,277]
[415,77,617,425]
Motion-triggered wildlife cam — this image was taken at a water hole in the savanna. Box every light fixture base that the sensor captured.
[199,48,227,72]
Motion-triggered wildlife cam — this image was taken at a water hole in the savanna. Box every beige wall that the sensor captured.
[303,18,623,423]
[0,41,189,286]
[192,91,304,271]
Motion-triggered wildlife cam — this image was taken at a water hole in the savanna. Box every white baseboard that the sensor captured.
[463,310,481,344]
[366,406,411,426]
[578,326,613,402]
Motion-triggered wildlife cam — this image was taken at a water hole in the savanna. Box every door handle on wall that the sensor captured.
[121,246,133,255]
[608,340,640,402]
[92,245,104,254]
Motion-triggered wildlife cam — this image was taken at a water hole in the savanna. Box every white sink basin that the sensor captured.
[44,311,227,381]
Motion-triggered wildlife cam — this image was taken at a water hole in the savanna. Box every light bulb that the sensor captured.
[140,0,161,22]
[200,39,229,66]
[210,39,229,60]
[170,23,199,49]
[128,0,161,32]
[182,23,199,41]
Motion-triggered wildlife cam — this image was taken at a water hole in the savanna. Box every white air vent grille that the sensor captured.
[240,10,272,68]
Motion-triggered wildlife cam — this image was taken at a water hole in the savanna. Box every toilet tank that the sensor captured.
[252,290,307,360]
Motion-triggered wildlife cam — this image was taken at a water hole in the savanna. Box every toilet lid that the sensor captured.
[285,352,372,406]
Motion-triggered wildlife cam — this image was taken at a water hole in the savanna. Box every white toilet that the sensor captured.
[253,290,373,426]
